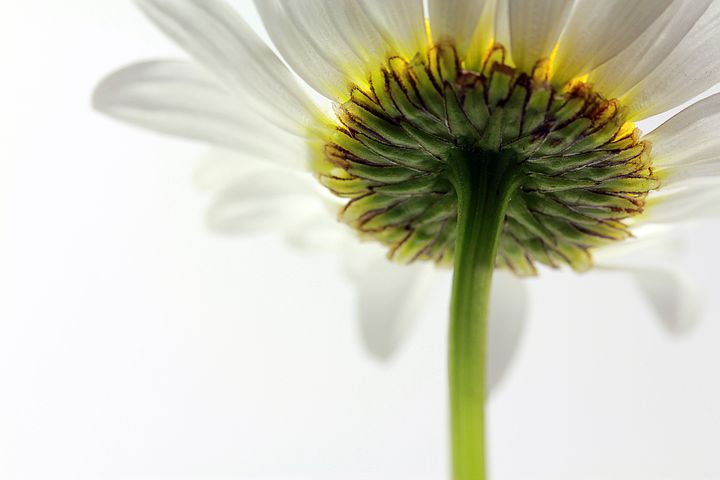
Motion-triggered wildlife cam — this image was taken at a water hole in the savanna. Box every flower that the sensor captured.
[94,0,720,476]
[95,0,714,348]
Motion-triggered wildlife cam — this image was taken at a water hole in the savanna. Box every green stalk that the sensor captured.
[447,152,519,480]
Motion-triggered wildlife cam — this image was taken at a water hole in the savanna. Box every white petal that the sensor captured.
[358,0,427,58]
[254,0,387,93]
[195,149,298,192]
[589,0,713,100]
[631,267,702,335]
[646,93,720,184]
[465,0,507,69]
[285,216,353,253]
[94,60,307,169]
[508,0,574,73]
[552,0,675,85]
[486,271,528,393]
[643,180,720,224]
[594,230,702,335]
[205,168,326,235]
[197,150,348,251]
[135,0,319,131]
[428,0,490,54]
[253,0,348,100]
[493,0,512,48]
[593,225,682,270]
[346,248,436,360]
[622,1,720,120]
[347,250,528,395]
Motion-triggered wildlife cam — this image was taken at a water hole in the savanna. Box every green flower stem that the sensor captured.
[447,152,520,480]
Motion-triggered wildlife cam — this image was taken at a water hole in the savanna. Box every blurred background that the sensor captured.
[2,1,720,479]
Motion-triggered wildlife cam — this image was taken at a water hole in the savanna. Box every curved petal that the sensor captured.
[204,164,326,235]
[594,229,702,335]
[347,250,528,395]
[346,249,436,360]
[508,0,574,74]
[428,0,490,54]
[631,267,702,335]
[135,0,319,132]
[253,0,348,100]
[486,271,529,393]
[465,0,506,69]
[645,92,720,184]
[197,149,348,251]
[552,0,675,85]
[643,180,720,224]
[93,60,307,169]
[622,1,720,120]
[357,0,427,58]
[589,0,713,100]
[254,0,386,94]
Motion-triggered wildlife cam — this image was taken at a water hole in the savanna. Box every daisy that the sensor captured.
[94,0,720,478]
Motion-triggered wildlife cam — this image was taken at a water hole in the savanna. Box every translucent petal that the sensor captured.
[253,0,348,100]
[256,0,387,90]
[632,268,702,335]
[346,249,436,360]
[205,169,325,234]
[646,93,720,183]
[643,180,720,224]
[428,0,490,54]
[486,271,528,393]
[94,60,306,169]
[594,230,702,335]
[552,0,675,85]
[508,0,574,74]
[622,1,720,119]
[135,0,319,131]
[357,0,427,58]
[589,0,713,100]
[347,253,528,396]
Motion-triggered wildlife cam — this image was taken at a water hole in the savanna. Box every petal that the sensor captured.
[357,0,427,58]
[428,0,490,54]
[94,60,307,169]
[466,0,508,70]
[253,0,348,100]
[593,225,682,270]
[197,149,347,250]
[645,92,720,184]
[643,180,720,224]
[594,229,702,335]
[346,248,436,360]
[486,271,529,393]
[622,1,720,120]
[507,0,574,74]
[205,166,327,235]
[631,267,702,335]
[347,250,528,395]
[254,0,387,94]
[588,0,713,100]
[552,0,675,85]
[135,0,319,131]
[285,216,352,253]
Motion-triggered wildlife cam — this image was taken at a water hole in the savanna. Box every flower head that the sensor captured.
[100,0,720,274]
[94,0,720,352]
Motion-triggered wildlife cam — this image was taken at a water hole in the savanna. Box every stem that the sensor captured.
[447,152,519,480]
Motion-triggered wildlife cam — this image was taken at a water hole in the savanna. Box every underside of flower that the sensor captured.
[313,44,660,275]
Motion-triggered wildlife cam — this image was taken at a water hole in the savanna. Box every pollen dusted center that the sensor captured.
[313,44,659,275]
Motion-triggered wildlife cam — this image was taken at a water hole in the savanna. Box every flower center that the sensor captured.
[312,44,659,275]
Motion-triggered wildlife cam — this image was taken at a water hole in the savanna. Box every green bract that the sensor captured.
[312,44,659,275]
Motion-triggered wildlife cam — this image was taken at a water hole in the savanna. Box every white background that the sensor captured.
[2,1,720,479]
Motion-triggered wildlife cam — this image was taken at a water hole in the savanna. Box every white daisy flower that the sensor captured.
[94,1,720,477]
